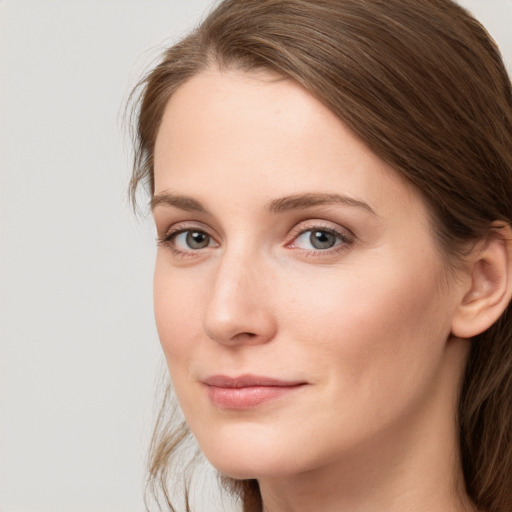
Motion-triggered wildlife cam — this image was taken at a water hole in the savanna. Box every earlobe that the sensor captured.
[451,222,512,339]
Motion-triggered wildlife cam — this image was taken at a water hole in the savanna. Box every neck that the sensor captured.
[258,339,476,512]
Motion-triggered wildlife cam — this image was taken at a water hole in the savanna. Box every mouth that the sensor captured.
[202,374,308,410]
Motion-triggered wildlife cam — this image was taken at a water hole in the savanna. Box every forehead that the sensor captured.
[153,68,424,221]
[155,68,333,169]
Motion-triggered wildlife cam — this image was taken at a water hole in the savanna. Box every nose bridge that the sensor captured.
[204,241,276,345]
[215,246,251,300]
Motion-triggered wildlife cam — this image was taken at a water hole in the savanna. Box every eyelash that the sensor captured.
[157,222,354,259]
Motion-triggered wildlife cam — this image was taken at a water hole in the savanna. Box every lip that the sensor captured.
[202,374,307,410]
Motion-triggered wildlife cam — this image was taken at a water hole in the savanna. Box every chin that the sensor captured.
[193,421,323,480]
[205,452,299,481]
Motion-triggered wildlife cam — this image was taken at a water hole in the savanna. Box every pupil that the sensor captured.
[187,231,209,249]
[310,230,335,249]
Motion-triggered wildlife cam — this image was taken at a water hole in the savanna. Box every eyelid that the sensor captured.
[287,220,354,243]
[158,221,214,240]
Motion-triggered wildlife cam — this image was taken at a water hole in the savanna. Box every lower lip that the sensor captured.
[206,384,305,410]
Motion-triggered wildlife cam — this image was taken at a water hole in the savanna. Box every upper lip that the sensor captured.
[202,374,307,388]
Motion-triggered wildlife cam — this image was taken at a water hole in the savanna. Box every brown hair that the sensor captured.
[129,1,512,511]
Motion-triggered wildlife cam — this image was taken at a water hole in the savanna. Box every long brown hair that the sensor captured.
[129,1,512,511]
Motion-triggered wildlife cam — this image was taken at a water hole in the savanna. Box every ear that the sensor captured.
[451,222,512,339]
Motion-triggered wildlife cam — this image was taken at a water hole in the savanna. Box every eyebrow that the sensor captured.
[266,193,376,215]
[151,193,208,213]
[151,191,376,216]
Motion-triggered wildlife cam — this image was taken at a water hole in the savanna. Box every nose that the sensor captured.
[203,250,277,346]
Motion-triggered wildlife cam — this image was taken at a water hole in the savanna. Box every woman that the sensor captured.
[129,1,512,511]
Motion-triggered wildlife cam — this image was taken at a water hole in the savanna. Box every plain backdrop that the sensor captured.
[1,1,511,511]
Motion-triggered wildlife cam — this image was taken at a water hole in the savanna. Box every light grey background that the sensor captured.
[1,1,511,511]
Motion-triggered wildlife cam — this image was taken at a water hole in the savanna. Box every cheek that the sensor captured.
[153,261,203,369]
[284,256,452,407]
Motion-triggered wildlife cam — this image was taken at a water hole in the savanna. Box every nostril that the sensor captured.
[226,331,261,345]
[236,332,257,339]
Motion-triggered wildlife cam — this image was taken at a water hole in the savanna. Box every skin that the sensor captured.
[152,68,478,512]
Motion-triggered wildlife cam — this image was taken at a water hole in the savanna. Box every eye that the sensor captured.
[290,227,351,252]
[172,230,216,250]
[298,230,338,250]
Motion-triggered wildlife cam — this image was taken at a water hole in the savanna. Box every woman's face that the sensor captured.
[152,69,467,480]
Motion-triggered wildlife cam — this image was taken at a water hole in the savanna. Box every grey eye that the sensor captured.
[309,230,337,249]
[185,231,211,249]
[171,230,214,250]
[293,229,342,250]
